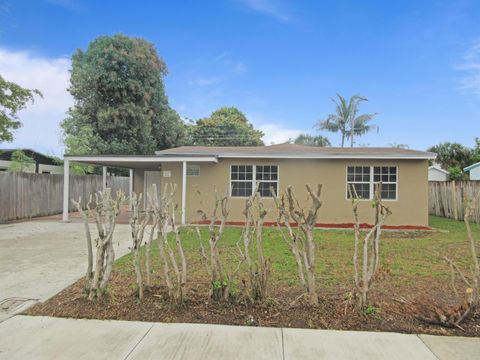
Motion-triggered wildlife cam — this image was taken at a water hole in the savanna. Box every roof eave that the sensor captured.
[464,162,480,172]
[156,153,436,160]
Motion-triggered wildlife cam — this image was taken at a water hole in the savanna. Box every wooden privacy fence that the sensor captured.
[429,181,480,223]
[0,172,129,222]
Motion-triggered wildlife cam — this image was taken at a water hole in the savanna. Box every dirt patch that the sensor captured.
[26,269,480,337]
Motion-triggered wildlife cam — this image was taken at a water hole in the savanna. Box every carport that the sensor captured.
[62,155,218,224]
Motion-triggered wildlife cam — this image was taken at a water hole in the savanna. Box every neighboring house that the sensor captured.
[64,144,436,228]
[464,162,480,180]
[428,165,449,181]
[0,149,63,174]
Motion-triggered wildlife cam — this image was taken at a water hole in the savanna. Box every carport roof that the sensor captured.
[63,154,218,168]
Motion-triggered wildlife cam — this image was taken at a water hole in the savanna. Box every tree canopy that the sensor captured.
[7,150,35,172]
[317,94,377,147]
[61,34,184,155]
[0,75,41,143]
[293,134,331,146]
[186,107,264,146]
[427,142,472,170]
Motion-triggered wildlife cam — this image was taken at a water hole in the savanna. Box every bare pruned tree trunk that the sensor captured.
[196,187,242,302]
[350,183,391,309]
[75,189,125,301]
[238,192,269,302]
[425,189,480,330]
[72,196,95,291]
[149,183,187,303]
[272,184,322,306]
[130,192,153,301]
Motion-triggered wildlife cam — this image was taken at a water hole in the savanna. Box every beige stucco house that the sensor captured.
[63,144,436,229]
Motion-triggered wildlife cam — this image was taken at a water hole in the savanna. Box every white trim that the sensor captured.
[156,153,435,160]
[129,169,133,211]
[219,154,434,160]
[64,155,218,163]
[181,161,187,225]
[464,162,480,172]
[62,159,70,222]
[345,165,399,202]
[102,166,107,191]
[229,164,279,198]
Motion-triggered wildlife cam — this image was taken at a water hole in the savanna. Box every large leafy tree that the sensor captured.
[62,34,184,155]
[427,142,472,170]
[294,133,331,146]
[317,94,377,147]
[0,75,41,143]
[186,107,264,146]
[472,137,480,164]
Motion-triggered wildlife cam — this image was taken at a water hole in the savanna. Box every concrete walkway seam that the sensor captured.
[124,323,155,360]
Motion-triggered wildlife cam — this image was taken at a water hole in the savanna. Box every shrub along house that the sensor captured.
[63,144,436,229]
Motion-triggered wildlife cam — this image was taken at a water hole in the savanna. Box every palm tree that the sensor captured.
[317,94,377,147]
[294,134,331,147]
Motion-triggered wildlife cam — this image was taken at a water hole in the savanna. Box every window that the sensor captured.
[231,165,253,197]
[230,165,279,197]
[374,166,397,200]
[347,166,371,199]
[187,165,200,177]
[256,165,278,197]
[347,166,398,200]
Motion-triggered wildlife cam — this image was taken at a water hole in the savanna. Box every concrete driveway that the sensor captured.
[0,221,132,321]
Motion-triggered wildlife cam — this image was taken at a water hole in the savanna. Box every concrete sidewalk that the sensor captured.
[1,316,479,360]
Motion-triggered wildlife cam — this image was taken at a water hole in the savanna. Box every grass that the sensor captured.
[113,215,480,293]
[28,215,480,336]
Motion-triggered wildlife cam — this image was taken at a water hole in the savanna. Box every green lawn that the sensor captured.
[115,215,479,294]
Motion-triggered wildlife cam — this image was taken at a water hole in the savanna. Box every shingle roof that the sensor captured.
[155,143,436,159]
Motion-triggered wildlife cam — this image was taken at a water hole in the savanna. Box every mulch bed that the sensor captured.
[26,270,480,337]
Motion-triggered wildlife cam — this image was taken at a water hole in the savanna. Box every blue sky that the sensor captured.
[0,0,479,156]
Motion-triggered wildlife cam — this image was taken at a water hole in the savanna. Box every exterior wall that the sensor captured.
[428,168,448,181]
[0,160,11,171]
[159,158,429,227]
[469,166,480,180]
[0,160,63,174]
[38,164,63,174]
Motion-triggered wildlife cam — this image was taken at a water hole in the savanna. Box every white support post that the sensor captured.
[129,168,133,211]
[181,161,187,225]
[102,166,107,191]
[62,159,70,222]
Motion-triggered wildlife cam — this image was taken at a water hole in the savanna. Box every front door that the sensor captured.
[144,171,161,207]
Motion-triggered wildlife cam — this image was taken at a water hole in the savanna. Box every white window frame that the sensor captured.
[346,166,372,200]
[373,166,398,201]
[255,165,279,198]
[229,164,279,198]
[186,164,200,177]
[230,165,254,198]
[346,166,398,201]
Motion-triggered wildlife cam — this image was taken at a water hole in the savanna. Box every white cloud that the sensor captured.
[247,112,304,144]
[457,41,480,94]
[0,48,72,156]
[259,123,303,144]
[237,0,292,22]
